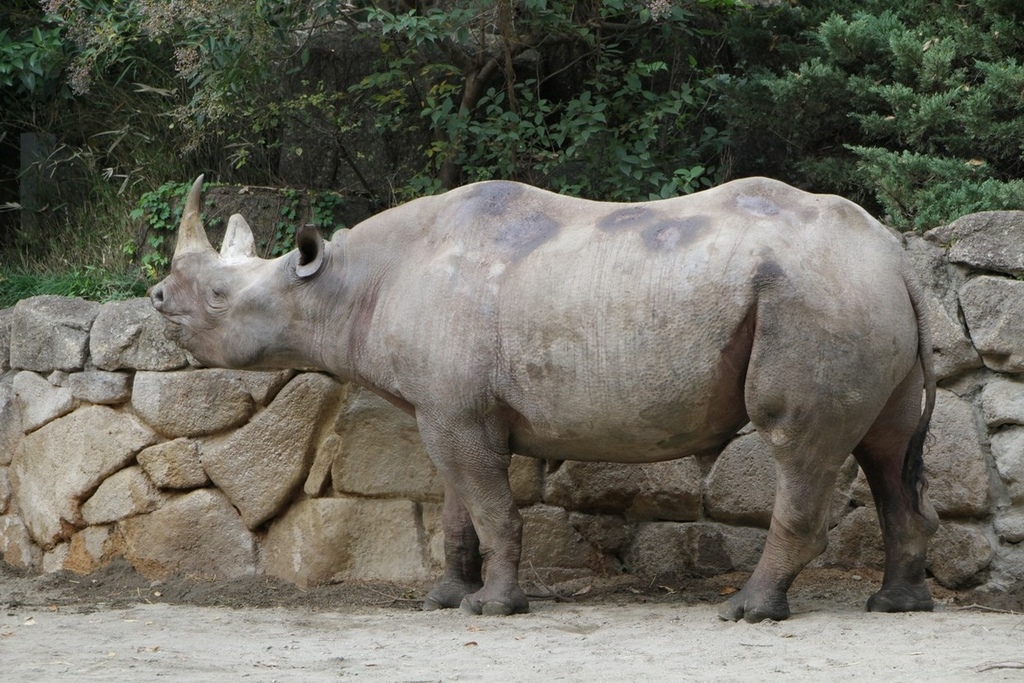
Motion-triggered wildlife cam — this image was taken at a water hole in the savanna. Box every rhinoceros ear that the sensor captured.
[220,214,257,262]
[295,224,325,278]
[173,174,215,259]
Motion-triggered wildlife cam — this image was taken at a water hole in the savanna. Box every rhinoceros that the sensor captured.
[150,175,939,622]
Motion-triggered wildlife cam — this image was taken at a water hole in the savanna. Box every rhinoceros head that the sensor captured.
[149,175,328,368]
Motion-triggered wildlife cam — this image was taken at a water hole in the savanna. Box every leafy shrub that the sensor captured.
[720,0,1024,230]
[357,0,738,201]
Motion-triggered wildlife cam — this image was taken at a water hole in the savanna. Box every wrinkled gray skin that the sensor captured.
[151,175,939,622]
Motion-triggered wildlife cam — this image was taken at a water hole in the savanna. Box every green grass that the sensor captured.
[0,266,149,309]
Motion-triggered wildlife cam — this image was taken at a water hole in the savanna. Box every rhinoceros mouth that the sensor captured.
[159,315,193,346]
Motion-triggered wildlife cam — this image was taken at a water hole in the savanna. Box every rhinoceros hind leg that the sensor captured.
[866,583,934,613]
[854,362,938,615]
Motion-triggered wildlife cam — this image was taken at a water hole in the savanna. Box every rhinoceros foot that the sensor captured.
[717,587,790,623]
[422,578,485,611]
[866,583,934,613]
[458,587,529,617]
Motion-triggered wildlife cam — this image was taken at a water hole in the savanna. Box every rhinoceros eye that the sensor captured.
[209,282,229,305]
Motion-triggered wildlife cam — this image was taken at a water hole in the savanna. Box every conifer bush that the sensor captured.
[721,0,1024,230]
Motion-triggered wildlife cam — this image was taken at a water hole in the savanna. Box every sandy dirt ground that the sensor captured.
[2,562,1022,682]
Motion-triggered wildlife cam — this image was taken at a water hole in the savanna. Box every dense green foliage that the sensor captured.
[721,0,1024,229]
[354,0,735,200]
[2,0,1024,302]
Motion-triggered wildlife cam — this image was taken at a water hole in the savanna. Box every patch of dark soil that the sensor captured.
[953,580,1024,614]
[2,559,1020,616]
[0,559,426,613]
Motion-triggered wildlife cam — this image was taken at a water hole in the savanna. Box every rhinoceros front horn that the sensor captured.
[173,174,214,259]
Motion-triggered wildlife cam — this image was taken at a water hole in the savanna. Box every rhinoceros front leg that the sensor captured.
[422,483,484,611]
[417,413,528,616]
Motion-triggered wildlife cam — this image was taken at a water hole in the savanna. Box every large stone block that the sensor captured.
[131,370,256,438]
[10,406,157,548]
[981,379,1024,428]
[904,233,966,312]
[544,458,701,522]
[0,308,12,372]
[0,466,10,514]
[926,295,983,380]
[624,522,766,580]
[704,433,774,527]
[329,387,443,501]
[202,373,343,529]
[704,434,857,529]
[231,370,295,405]
[813,505,884,570]
[509,455,543,506]
[14,370,76,432]
[994,509,1024,544]
[925,390,991,516]
[568,511,632,557]
[0,514,42,570]
[520,504,609,582]
[10,296,100,372]
[120,489,257,580]
[0,380,22,466]
[959,276,1024,373]
[991,426,1024,504]
[927,211,1024,277]
[67,370,132,405]
[64,524,123,574]
[43,543,70,573]
[137,438,210,489]
[81,466,167,525]
[265,497,428,587]
[90,298,189,371]
[927,522,994,589]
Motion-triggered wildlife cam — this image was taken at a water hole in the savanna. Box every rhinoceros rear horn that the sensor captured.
[220,214,256,261]
[173,174,214,259]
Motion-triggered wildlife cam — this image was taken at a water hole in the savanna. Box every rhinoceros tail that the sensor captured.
[901,266,936,514]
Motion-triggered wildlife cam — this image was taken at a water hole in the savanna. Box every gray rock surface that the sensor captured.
[0,380,23,466]
[264,497,428,587]
[959,276,1024,373]
[544,458,702,522]
[10,296,99,372]
[927,522,994,589]
[132,370,256,438]
[625,522,767,579]
[202,373,342,529]
[329,387,443,501]
[81,466,167,525]
[10,406,156,548]
[90,299,189,371]
[980,379,1024,428]
[924,390,991,516]
[119,489,257,580]
[927,211,1024,276]
[67,371,132,405]
[14,370,76,432]
[137,439,210,489]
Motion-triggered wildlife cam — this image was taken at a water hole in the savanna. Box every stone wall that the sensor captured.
[1,214,1023,595]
